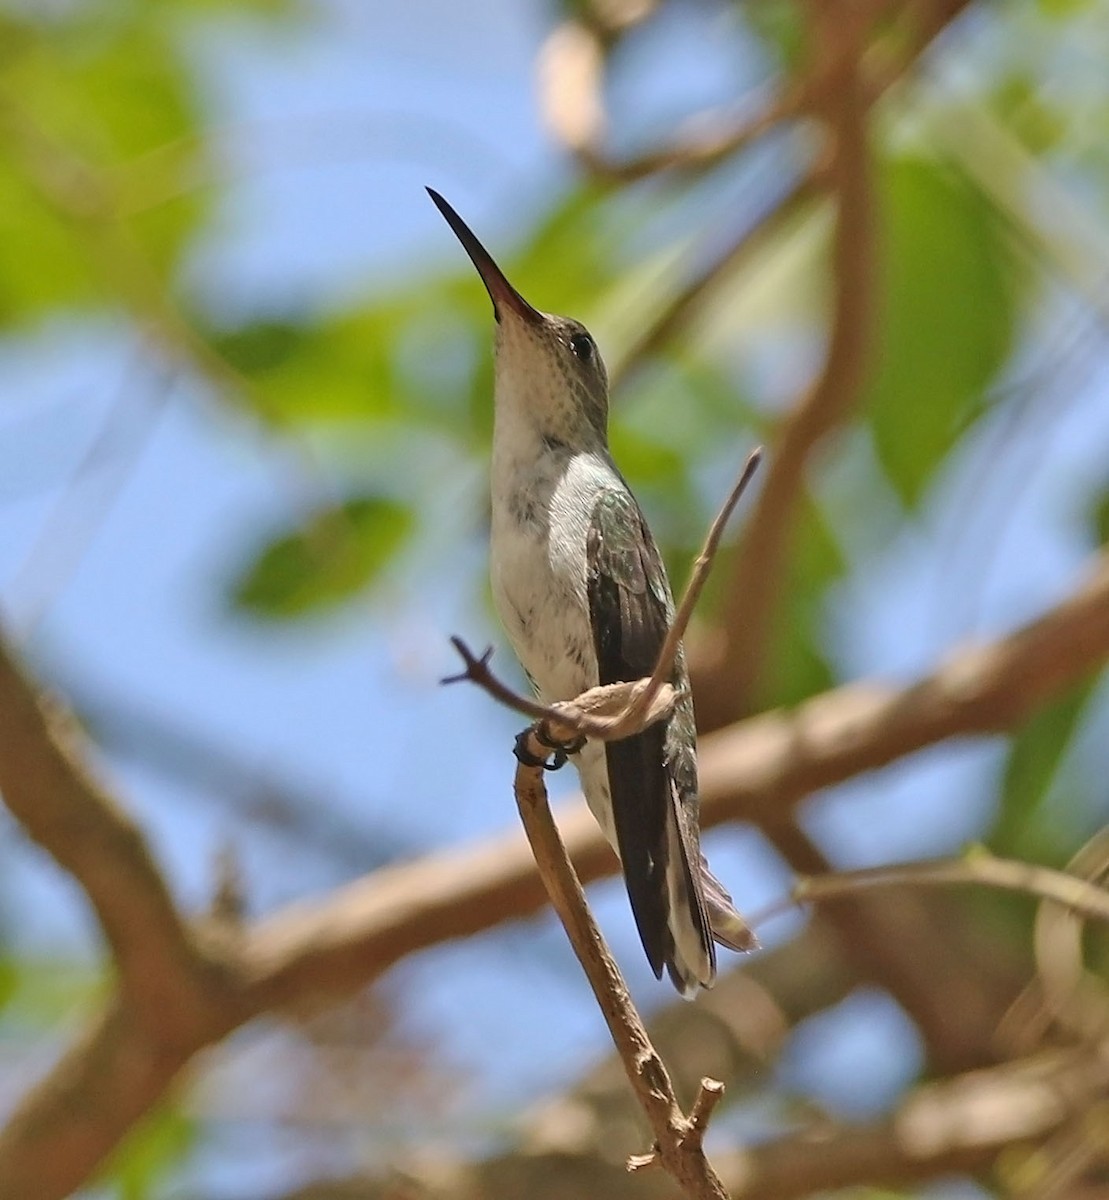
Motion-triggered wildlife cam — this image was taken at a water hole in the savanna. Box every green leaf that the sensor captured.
[865,154,1020,506]
[21,21,203,274]
[992,73,1066,155]
[992,682,1096,857]
[212,319,310,375]
[1091,486,1109,545]
[231,496,413,618]
[609,424,687,493]
[1037,0,1092,15]
[0,958,17,1012]
[743,1,805,71]
[0,958,105,1024]
[0,162,103,320]
[210,301,433,426]
[0,16,207,321]
[158,0,296,13]
[100,1104,195,1200]
[763,494,843,708]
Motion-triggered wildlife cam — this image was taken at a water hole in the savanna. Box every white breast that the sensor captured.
[490,450,615,703]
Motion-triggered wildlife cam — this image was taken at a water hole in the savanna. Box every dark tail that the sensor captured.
[605,724,716,995]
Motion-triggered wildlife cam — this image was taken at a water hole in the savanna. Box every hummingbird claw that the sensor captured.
[536,722,586,759]
[513,722,587,770]
[513,724,585,771]
[514,730,556,769]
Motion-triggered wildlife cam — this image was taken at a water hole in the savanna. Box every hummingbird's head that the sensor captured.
[428,188,609,450]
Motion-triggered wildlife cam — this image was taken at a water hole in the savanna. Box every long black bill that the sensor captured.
[427,188,542,326]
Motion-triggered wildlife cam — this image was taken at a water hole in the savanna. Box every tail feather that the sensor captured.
[662,811,715,998]
[604,723,672,981]
[583,731,754,997]
[700,857,759,953]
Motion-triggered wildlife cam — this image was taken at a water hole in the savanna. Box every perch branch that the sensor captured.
[443,638,679,742]
[512,728,729,1198]
[444,446,761,743]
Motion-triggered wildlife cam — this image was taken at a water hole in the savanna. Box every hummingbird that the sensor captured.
[429,188,755,995]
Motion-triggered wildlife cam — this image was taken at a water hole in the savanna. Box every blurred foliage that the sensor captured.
[765,495,844,709]
[992,682,1098,861]
[97,1105,196,1200]
[0,11,204,319]
[231,494,414,618]
[865,153,1021,507]
[1093,485,1109,544]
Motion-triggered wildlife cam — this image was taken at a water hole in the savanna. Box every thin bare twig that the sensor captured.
[1000,829,1109,1054]
[441,448,763,739]
[444,446,762,743]
[512,729,729,1198]
[748,850,1109,931]
[443,638,679,742]
[621,447,763,731]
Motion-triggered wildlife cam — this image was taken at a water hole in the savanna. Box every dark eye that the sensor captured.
[569,331,594,362]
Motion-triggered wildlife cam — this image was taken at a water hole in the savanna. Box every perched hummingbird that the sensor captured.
[429,188,755,995]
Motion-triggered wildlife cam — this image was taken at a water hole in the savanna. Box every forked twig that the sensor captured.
[443,638,680,747]
[444,447,762,746]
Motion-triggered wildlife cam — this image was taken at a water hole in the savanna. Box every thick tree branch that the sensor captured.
[244,549,1109,1024]
[512,728,728,1198]
[1,550,1106,1196]
[0,634,216,1029]
[697,550,1109,829]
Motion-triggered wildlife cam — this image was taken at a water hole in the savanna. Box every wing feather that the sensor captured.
[586,490,703,979]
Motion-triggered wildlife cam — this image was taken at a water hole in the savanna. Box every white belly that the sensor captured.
[490,449,623,850]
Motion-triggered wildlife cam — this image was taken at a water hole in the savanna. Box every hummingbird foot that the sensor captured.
[513,723,586,771]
